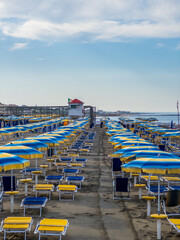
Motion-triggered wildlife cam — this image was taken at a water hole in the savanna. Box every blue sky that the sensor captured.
[0,0,180,112]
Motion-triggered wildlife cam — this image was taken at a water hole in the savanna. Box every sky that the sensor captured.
[0,0,180,112]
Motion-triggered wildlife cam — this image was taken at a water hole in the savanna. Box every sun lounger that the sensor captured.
[34,218,69,240]
[162,190,180,233]
[69,163,84,172]
[147,186,168,196]
[0,216,33,240]
[62,168,79,177]
[161,177,180,188]
[33,184,54,200]
[21,197,48,217]
[57,185,77,200]
[75,158,87,166]
[55,162,69,172]
[113,177,131,200]
[45,175,63,184]
[60,158,72,162]
[66,176,84,189]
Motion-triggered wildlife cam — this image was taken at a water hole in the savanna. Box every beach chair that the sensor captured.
[45,175,63,184]
[69,163,84,172]
[0,216,33,240]
[66,176,84,189]
[162,190,180,233]
[112,158,122,178]
[62,168,79,178]
[60,157,72,163]
[21,197,48,217]
[34,218,69,240]
[2,176,19,198]
[55,162,69,172]
[147,185,168,196]
[33,184,54,200]
[75,158,87,166]
[2,176,17,192]
[113,177,131,200]
[57,185,77,200]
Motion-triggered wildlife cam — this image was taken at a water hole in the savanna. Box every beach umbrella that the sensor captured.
[7,139,48,151]
[121,150,178,162]
[0,145,43,168]
[112,146,159,156]
[0,153,30,213]
[26,137,60,147]
[162,132,180,138]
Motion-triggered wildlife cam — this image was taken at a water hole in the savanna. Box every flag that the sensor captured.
[68,98,72,103]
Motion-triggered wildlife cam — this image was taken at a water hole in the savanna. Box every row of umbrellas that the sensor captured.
[0,118,90,212]
[106,120,180,215]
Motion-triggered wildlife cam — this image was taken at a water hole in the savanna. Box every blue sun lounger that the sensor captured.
[45,175,63,184]
[62,169,79,177]
[147,186,168,196]
[21,197,48,217]
[60,158,72,163]
[75,158,87,165]
[66,176,84,189]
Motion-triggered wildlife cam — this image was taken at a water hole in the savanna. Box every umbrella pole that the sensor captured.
[11,169,13,191]
[11,169,14,213]
[148,174,151,195]
[158,176,161,214]
[36,158,37,169]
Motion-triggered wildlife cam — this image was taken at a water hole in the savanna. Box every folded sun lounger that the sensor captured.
[33,184,54,200]
[34,218,69,240]
[21,197,48,217]
[0,216,33,240]
[57,185,77,200]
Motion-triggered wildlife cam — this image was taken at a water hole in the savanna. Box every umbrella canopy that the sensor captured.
[7,140,48,151]
[121,150,178,161]
[0,145,43,159]
[26,137,60,147]
[162,132,180,138]
[0,153,30,171]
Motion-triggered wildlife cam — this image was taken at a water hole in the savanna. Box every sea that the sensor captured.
[98,112,180,125]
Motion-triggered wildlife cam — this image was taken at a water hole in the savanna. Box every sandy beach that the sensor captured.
[0,125,180,239]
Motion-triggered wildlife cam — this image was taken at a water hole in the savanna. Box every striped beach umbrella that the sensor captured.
[6,139,48,151]
[0,153,30,213]
[122,157,180,214]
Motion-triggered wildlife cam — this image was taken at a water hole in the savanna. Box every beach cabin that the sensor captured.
[68,99,84,119]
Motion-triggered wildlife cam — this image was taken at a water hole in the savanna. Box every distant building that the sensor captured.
[68,99,84,119]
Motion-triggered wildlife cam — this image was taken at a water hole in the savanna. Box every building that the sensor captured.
[68,99,84,119]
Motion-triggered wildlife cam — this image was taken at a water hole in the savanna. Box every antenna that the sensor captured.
[177,100,179,129]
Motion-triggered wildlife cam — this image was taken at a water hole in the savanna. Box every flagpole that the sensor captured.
[177,100,179,129]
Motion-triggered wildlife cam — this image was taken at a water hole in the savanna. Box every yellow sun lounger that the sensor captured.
[33,184,54,200]
[57,185,77,200]
[0,217,33,240]
[34,218,69,240]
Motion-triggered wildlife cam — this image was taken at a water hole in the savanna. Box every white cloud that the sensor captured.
[0,0,180,42]
[175,43,180,50]
[156,43,165,48]
[9,42,28,51]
